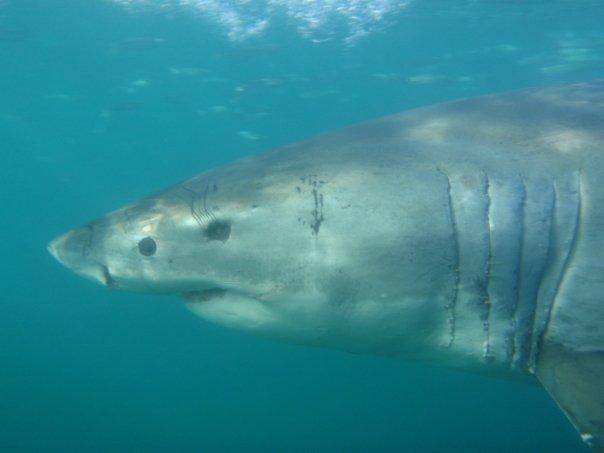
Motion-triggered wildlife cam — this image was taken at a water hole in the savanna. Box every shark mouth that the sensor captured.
[183,288,228,302]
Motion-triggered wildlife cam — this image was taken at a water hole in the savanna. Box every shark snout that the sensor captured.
[48,226,114,287]
[48,226,92,267]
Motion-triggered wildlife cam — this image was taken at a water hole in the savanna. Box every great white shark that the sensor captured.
[49,81,604,451]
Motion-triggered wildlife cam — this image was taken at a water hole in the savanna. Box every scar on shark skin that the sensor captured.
[298,175,325,235]
[181,184,217,228]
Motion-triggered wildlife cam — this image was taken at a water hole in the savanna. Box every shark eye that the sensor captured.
[138,236,157,256]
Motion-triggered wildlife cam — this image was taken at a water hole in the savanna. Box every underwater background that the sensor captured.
[1,0,603,451]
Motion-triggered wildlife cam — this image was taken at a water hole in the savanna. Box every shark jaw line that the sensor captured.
[182,287,228,302]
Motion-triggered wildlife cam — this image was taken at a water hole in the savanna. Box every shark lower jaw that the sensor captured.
[182,286,268,305]
[182,287,229,302]
[182,287,278,333]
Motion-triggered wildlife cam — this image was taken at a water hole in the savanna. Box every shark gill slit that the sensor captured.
[441,170,460,348]
[536,172,583,356]
[508,177,527,365]
[483,171,493,361]
[526,174,582,371]
[527,179,563,371]
[512,179,556,370]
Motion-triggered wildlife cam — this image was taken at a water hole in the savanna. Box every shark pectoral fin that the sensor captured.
[536,341,604,452]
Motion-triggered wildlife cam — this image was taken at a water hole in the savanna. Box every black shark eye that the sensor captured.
[204,220,231,242]
[138,236,157,256]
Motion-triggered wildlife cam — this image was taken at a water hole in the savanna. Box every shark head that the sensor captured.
[48,169,314,296]
[47,144,451,358]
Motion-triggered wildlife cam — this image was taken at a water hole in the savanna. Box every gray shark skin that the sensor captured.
[49,81,604,451]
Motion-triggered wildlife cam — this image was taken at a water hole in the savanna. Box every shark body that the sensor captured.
[49,81,604,450]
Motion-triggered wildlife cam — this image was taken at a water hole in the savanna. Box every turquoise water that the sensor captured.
[1,0,603,451]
